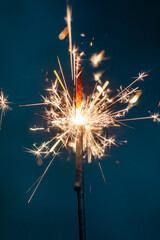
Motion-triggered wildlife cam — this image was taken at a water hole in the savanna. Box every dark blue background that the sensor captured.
[0,0,160,239]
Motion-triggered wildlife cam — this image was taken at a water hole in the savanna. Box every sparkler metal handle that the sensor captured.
[74,126,86,240]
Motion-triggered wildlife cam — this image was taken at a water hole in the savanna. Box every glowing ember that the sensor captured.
[80,33,85,37]
[93,72,103,84]
[97,85,103,93]
[90,50,105,67]
[130,90,142,104]
[59,26,68,40]
[30,127,45,131]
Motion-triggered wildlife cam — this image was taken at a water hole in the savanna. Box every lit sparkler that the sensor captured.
[25,4,160,240]
[0,90,11,130]
[27,67,159,196]
[26,3,160,196]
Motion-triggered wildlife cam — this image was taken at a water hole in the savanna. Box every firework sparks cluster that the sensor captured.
[27,67,160,167]
[25,6,160,168]
[0,5,159,202]
[0,90,11,130]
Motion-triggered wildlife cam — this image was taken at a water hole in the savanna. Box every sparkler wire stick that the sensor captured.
[74,52,86,240]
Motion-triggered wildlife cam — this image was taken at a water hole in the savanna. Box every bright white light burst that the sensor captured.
[27,71,159,166]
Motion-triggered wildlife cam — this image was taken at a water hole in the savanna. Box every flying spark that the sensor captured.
[30,127,45,131]
[129,90,142,104]
[66,5,73,80]
[58,26,68,40]
[93,71,103,84]
[90,50,105,67]
[80,33,85,37]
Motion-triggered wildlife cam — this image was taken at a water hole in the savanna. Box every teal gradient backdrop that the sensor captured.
[0,0,160,239]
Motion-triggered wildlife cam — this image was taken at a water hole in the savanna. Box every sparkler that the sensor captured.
[74,52,86,240]
[25,4,160,240]
[0,90,11,130]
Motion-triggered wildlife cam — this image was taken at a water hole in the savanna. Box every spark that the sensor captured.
[93,71,103,84]
[53,70,68,94]
[80,33,85,37]
[57,56,71,100]
[118,113,160,122]
[97,85,103,93]
[25,144,49,157]
[28,154,57,203]
[90,50,105,67]
[98,162,106,184]
[30,127,45,131]
[114,124,120,127]
[0,90,11,129]
[151,113,160,122]
[129,90,142,104]
[58,26,68,40]
[91,80,109,106]
[72,45,79,85]
[137,71,148,81]
[66,5,73,80]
